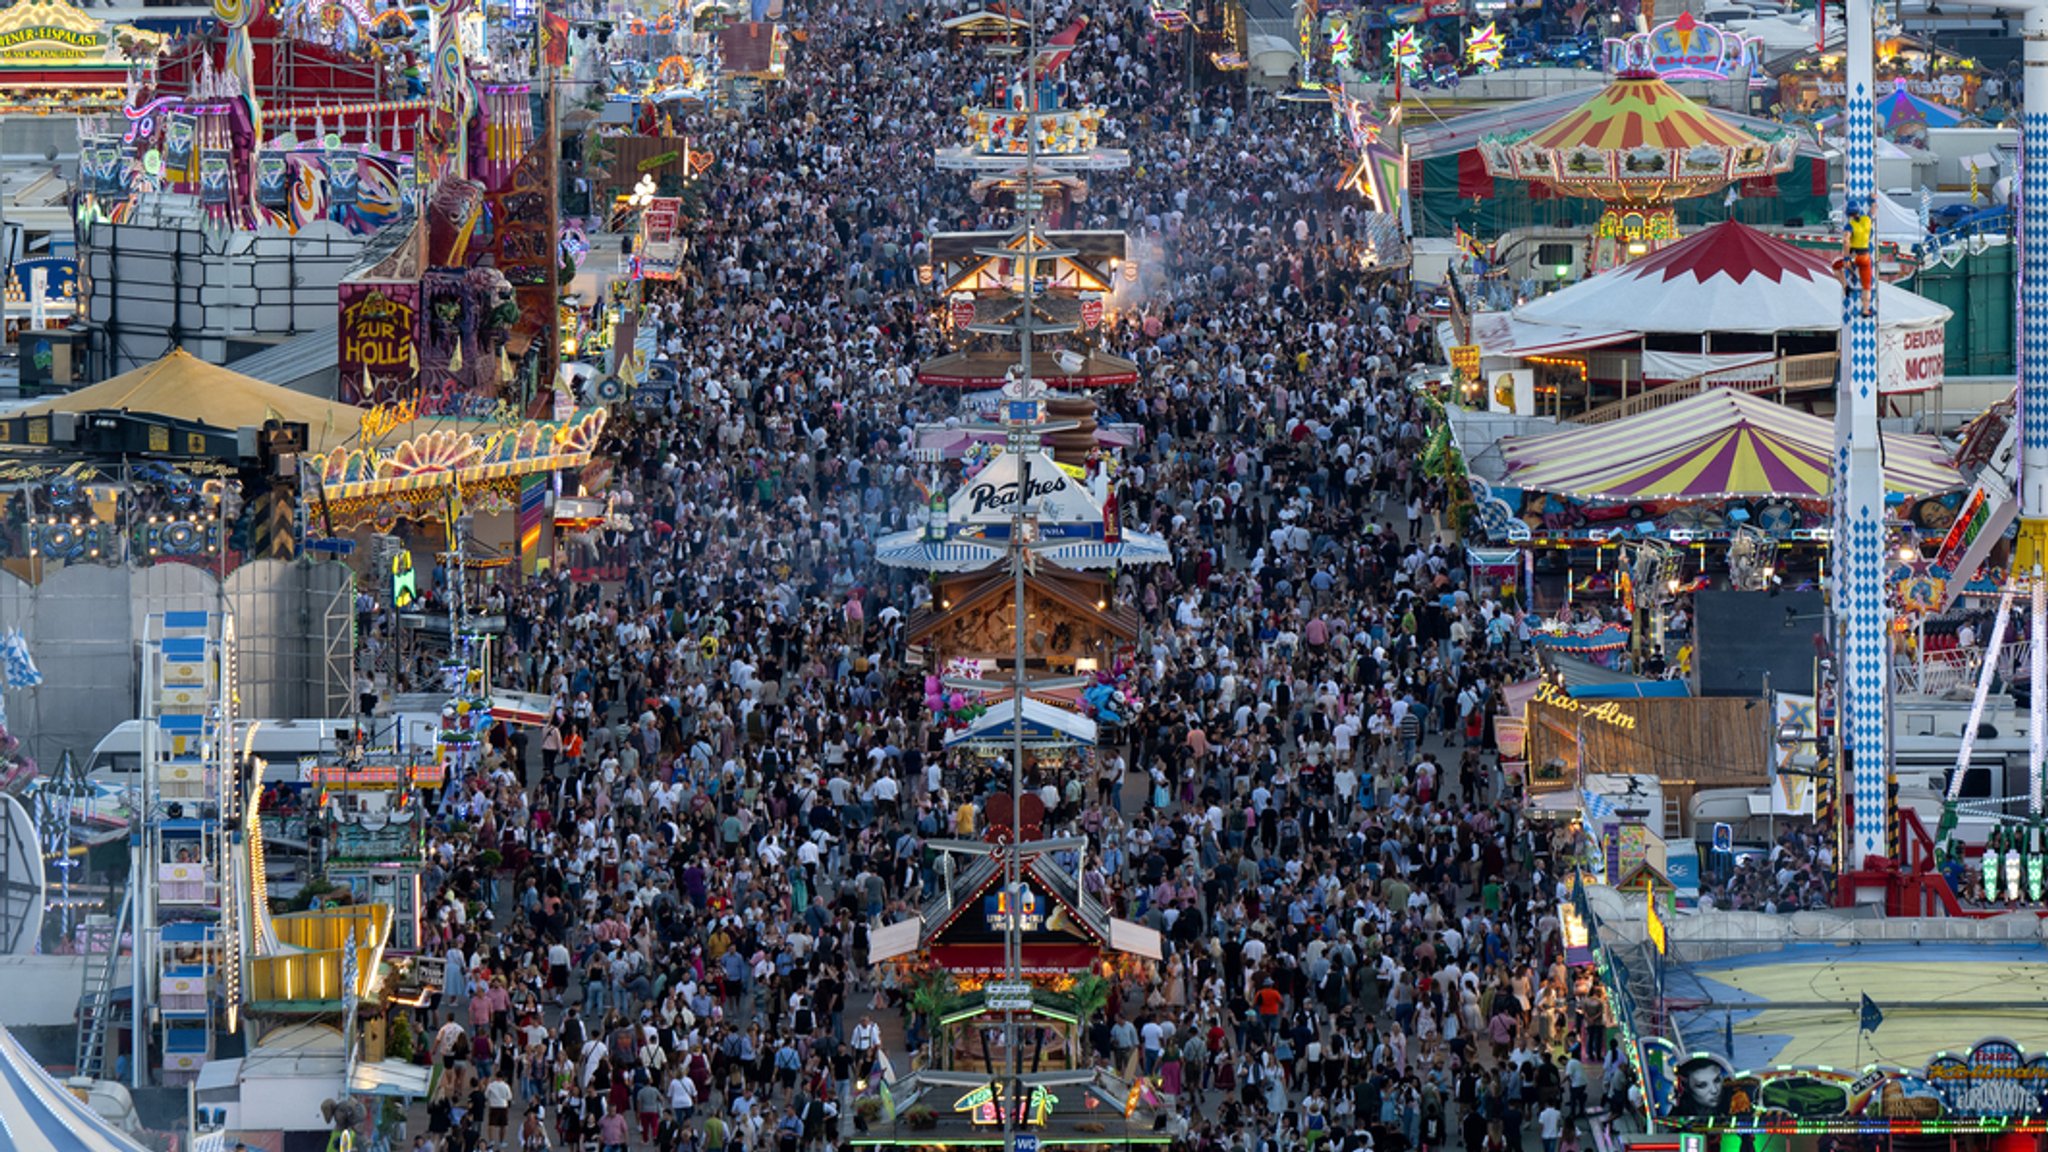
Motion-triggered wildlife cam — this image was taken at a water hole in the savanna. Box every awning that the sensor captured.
[1107,918,1164,960]
[488,690,553,727]
[1569,680,1690,699]
[943,697,1098,750]
[873,532,1008,573]
[868,917,923,964]
[1463,312,1633,359]
[1039,532,1172,570]
[349,1059,432,1098]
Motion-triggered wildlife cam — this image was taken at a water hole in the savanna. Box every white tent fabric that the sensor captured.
[1460,312,1633,359]
[873,532,1007,572]
[1513,220,1950,335]
[1039,532,1172,570]
[1875,192,1926,245]
[0,1026,148,1152]
[943,697,1098,749]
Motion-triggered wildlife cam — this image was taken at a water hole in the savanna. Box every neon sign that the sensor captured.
[954,1084,1058,1126]
[1533,682,1639,731]
[983,886,1044,932]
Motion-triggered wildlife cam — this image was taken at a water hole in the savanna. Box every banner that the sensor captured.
[198,149,231,207]
[1495,716,1526,759]
[1880,321,1946,394]
[1487,368,1533,414]
[327,150,360,208]
[1641,350,1777,391]
[543,10,570,66]
[337,281,419,405]
[255,150,290,209]
[163,113,196,183]
[92,140,127,199]
[1771,692,1818,816]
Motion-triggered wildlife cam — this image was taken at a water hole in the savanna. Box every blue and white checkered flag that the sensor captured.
[0,629,38,690]
[1582,789,1617,821]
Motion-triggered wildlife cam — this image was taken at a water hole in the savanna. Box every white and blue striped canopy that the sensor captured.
[0,1026,149,1152]
[873,531,1006,573]
[1041,530,1172,570]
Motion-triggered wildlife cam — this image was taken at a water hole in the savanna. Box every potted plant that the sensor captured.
[902,1106,938,1131]
[1067,974,1111,1025]
[387,1012,416,1064]
[853,1095,881,1132]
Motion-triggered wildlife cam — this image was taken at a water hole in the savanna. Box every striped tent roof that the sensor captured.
[1501,388,1961,501]
[1520,75,1759,153]
[0,1027,149,1152]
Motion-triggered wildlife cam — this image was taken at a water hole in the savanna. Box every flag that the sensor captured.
[1645,884,1666,954]
[1034,17,1088,77]
[1860,993,1883,1033]
[542,12,570,67]
[1,629,42,689]
[1582,788,1616,821]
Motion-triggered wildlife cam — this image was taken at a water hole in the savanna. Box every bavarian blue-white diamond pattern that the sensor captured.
[1839,79,1890,862]
[2024,117,2048,452]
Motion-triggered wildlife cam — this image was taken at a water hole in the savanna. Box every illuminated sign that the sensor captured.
[1605,13,1761,83]
[391,549,417,609]
[360,397,420,442]
[954,1084,1057,1126]
[983,886,1043,932]
[0,24,103,57]
[1532,682,1639,731]
[1448,343,1481,381]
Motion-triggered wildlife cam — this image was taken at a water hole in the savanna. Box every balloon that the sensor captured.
[925,675,941,694]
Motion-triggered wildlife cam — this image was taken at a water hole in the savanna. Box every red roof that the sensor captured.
[1623,219,1836,285]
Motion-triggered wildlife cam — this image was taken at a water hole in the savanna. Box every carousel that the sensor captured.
[859,826,1165,1152]
[1477,74,1801,270]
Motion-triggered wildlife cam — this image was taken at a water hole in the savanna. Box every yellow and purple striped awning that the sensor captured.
[1502,389,1961,501]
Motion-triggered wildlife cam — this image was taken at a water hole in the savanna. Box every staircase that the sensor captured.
[75,881,131,1081]
[1575,352,1842,425]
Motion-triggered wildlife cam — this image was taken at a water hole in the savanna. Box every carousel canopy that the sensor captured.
[1513,221,1951,335]
[1479,75,1796,201]
[1500,388,1962,501]
[943,696,1097,750]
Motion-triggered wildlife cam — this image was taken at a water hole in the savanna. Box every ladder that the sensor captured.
[75,880,131,1080]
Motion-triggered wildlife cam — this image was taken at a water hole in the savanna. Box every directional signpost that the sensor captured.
[986,981,1035,1012]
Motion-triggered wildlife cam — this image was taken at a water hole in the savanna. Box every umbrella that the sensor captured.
[1876,88,1963,130]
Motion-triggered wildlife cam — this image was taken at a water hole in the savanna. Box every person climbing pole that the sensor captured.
[1838,200,1877,318]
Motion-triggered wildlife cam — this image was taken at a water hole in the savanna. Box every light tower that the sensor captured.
[1937,0,2048,880]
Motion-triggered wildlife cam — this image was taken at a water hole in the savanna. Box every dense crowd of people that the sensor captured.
[355,3,1635,1151]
